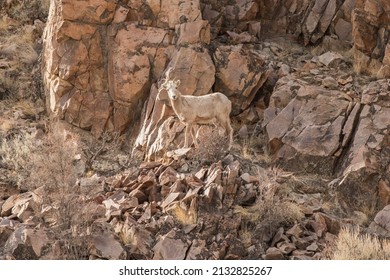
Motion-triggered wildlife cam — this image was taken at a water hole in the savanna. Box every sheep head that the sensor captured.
[159,67,181,101]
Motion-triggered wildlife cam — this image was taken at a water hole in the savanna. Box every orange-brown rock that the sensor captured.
[214,45,269,114]
[352,0,390,77]
[264,81,351,174]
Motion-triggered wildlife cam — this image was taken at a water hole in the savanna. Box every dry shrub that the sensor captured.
[1,127,101,259]
[235,166,304,241]
[189,126,229,163]
[235,200,303,237]
[1,0,49,23]
[332,227,390,260]
[0,0,47,100]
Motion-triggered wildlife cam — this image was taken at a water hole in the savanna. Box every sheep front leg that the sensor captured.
[191,125,199,148]
[184,124,192,148]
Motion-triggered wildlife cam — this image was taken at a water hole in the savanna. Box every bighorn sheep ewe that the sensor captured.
[158,67,233,150]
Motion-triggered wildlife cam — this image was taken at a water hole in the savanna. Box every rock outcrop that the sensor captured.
[42,0,389,141]
[34,0,390,259]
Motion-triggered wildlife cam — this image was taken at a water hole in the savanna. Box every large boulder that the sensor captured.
[336,79,390,210]
[3,226,52,259]
[264,75,390,211]
[42,0,114,136]
[264,77,352,175]
[214,45,269,115]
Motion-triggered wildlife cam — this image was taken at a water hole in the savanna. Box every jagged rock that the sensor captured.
[352,0,390,77]
[4,226,51,259]
[155,0,202,28]
[165,148,192,160]
[161,192,181,210]
[322,76,339,89]
[264,247,284,260]
[186,239,207,260]
[336,80,390,210]
[119,221,154,259]
[160,47,216,98]
[316,213,340,235]
[203,185,214,203]
[227,31,256,43]
[378,180,390,208]
[159,166,178,186]
[286,223,303,238]
[292,235,317,250]
[271,227,285,247]
[278,64,291,77]
[176,20,211,46]
[225,160,240,195]
[238,124,248,139]
[277,241,296,255]
[60,0,116,23]
[240,173,259,184]
[205,163,222,186]
[90,221,126,259]
[306,243,319,252]
[291,250,314,260]
[153,231,189,260]
[373,205,390,232]
[1,192,41,221]
[42,1,112,135]
[103,190,129,220]
[43,0,205,135]
[225,0,258,22]
[318,51,344,67]
[79,174,104,197]
[334,18,352,41]
[195,167,208,181]
[107,23,170,132]
[0,218,16,248]
[307,213,328,237]
[139,161,161,170]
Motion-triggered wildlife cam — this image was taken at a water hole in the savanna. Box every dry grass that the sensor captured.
[332,227,390,260]
[0,130,35,177]
[238,122,270,164]
[13,99,38,118]
[169,199,198,225]
[0,0,48,101]
[239,224,255,247]
[235,166,304,240]
[235,201,303,231]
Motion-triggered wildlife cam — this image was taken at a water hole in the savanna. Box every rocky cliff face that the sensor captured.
[42,0,389,208]
[1,0,390,260]
[42,0,389,134]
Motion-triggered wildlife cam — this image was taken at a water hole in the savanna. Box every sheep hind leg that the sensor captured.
[192,125,200,148]
[219,117,233,151]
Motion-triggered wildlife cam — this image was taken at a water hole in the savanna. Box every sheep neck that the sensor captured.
[169,90,186,121]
